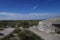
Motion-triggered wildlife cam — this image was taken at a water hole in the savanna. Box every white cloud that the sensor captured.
[32,6,38,10]
[0,12,59,20]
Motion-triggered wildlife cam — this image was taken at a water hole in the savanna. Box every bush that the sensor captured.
[18,30,43,40]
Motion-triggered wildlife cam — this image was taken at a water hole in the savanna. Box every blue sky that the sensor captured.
[0,0,60,20]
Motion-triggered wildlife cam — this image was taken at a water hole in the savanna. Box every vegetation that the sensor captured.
[18,29,43,40]
[55,30,60,34]
[1,34,12,40]
[52,24,60,34]
[0,20,40,28]
[1,28,43,40]
[56,31,60,34]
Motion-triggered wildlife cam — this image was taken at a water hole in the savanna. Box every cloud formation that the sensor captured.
[0,12,59,20]
[32,6,38,10]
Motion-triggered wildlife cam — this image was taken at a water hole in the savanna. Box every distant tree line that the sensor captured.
[0,20,40,28]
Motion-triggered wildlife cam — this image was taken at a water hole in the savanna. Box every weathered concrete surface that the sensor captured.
[0,28,15,39]
[29,27,60,40]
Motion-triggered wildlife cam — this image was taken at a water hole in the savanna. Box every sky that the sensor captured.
[0,0,60,20]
